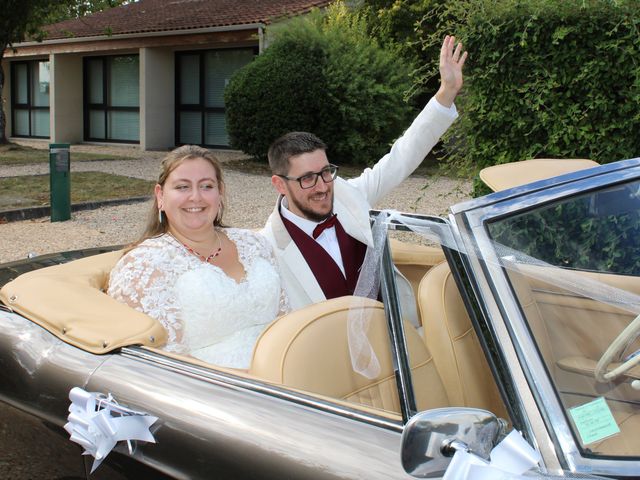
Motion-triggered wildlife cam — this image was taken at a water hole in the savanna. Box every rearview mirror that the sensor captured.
[400,407,506,478]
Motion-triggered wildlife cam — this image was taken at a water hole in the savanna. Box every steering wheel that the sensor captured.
[594,312,640,383]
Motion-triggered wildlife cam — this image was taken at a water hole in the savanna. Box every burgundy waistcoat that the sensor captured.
[280,214,367,299]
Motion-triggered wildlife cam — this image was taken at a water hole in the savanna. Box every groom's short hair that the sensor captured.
[268,132,327,176]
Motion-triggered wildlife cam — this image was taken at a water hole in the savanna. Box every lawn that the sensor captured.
[0,143,124,165]
[0,172,154,210]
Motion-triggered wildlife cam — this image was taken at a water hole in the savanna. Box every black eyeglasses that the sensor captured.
[277,164,339,189]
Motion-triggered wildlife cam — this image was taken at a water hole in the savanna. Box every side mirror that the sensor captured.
[400,407,506,478]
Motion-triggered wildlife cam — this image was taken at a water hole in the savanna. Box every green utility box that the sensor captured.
[49,143,71,222]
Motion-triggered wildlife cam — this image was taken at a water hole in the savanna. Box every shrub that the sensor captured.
[358,0,444,108]
[416,0,640,190]
[225,2,415,165]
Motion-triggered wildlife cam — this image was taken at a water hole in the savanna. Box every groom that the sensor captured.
[261,36,467,310]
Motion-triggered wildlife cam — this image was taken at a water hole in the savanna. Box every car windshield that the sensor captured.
[486,178,640,459]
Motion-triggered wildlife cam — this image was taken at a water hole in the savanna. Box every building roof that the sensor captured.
[42,0,331,40]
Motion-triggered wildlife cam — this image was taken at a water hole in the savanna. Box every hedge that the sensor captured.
[417,0,640,184]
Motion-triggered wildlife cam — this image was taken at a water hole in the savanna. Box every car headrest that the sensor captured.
[480,158,599,192]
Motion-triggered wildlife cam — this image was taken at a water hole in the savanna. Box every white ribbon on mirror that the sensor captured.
[443,429,608,480]
[443,430,541,480]
[64,387,158,473]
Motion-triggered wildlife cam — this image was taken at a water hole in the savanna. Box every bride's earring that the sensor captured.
[215,201,223,224]
[158,208,163,224]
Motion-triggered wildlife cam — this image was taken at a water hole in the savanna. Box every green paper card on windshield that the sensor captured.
[569,397,620,445]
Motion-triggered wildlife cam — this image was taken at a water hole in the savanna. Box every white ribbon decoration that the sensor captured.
[443,430,608,480]
[443,430,541,480]
[64,387,158,473]
[348,210,388,379]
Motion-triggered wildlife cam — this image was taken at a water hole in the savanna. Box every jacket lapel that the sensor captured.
[268,198,326,304]
[333,179,374,247]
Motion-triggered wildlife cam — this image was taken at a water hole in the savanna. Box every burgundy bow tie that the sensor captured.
[312,214,338,239]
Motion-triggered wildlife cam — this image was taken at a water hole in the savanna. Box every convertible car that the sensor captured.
[0,158,638,479]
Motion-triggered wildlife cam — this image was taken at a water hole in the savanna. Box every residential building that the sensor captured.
[2,0,330,151]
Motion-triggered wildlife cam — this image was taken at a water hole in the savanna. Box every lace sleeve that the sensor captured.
[107,242,186,352]
[239,229,291,316]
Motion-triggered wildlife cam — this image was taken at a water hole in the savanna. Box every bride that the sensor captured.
[108,145,290,369]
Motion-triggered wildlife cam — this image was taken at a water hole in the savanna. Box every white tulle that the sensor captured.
[108,229,289,369]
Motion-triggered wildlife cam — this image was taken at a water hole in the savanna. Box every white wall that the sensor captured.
[50,53,84,144]
[2,59,12,139]
[140,47,175,151]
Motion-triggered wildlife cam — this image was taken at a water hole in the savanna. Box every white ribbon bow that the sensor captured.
[64,387,158,473]
[443,430,542,480]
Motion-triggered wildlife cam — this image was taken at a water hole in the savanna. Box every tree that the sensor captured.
[225,2,415,165]
[0,0,128,144]
[359,0,445,108]
[46,0,129,24]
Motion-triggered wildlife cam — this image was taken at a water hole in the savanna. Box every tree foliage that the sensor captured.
[0,0,59,143]
[360,0,640,190]
[411,1,640,190]
[488,180,640,275]
[225,2,415,165]
[45,0,129,24]
[359,0,444,107]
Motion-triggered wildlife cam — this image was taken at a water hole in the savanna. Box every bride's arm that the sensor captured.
[108,245,186,350]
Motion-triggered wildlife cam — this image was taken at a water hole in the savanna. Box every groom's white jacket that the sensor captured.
[260,97,458,310]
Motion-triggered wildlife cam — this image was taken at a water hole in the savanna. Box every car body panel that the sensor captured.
[88,348,411,479]
[0,309,412,479]
[0,308,105,479]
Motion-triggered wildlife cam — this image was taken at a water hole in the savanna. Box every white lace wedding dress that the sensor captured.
[108,228,289,369]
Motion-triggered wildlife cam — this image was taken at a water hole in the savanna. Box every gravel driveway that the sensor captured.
[0,144,472,264]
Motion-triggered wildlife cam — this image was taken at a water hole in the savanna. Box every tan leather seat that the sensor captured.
[249,296,450,414]
[418,262,507,418]
[390,238,446,300]
[479,158,598,192]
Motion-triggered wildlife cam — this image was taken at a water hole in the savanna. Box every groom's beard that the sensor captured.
[287,194,334,222]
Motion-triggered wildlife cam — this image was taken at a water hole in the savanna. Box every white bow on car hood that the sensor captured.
[65,386,158,473]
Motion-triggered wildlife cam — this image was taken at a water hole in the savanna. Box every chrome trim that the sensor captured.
[91,352,406,479]
[401,407,504,477]
[464,167,640,230]
[120,347,403,432]
[622,347,640,364]
[443,231,531,433]
[371,209,448,233]
[369,210,453,422]
[454,163,640,476]
[380,235,417,421]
